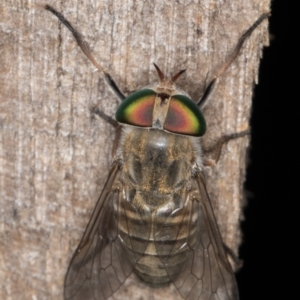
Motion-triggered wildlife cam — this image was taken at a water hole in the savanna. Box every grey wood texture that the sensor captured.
[0,0,270,299]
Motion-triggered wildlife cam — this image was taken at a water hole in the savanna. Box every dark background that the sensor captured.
[237,1,297,299]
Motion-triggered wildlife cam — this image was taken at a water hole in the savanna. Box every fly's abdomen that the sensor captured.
[117,191,197,285]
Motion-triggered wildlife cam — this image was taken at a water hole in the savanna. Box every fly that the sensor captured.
[42,5,269,300]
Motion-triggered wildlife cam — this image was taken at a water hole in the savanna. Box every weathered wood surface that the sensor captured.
[0,0,269,299]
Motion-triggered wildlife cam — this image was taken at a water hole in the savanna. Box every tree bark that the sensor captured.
[0,0,270,299]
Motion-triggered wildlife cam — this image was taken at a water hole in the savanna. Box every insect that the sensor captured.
[43,5,269,300]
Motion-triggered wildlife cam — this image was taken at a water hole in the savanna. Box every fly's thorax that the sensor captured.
[118,127,202,198]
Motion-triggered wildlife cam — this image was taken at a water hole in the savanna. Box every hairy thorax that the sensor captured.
[120,127,200,206]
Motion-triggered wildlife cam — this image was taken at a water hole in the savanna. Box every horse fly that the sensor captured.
[42,5,269,300]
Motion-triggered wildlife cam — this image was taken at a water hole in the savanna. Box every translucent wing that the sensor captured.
[64,161,151,300]
[154,171,239,300]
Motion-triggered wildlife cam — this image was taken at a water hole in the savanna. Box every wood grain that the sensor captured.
[0,0,270,299]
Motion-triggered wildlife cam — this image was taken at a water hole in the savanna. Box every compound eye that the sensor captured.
[115,89,156,127]
[164,95,206,136]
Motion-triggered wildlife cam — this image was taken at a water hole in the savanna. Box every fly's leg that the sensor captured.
[90,105,122,156]
[42,4,126,101]
[41,4,124,156]
[203,129,250,167]
[197,13,270,107]
[201,13,269,165]
[223,243,244,271]
[201,130,250,269]
[90,106,119,128]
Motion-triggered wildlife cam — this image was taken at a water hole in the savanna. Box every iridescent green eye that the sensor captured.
[116,89,155,127]
[164,95,206,136]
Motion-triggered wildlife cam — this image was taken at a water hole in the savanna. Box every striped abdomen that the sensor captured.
[116,127,200,284]
[117,189,198,284]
